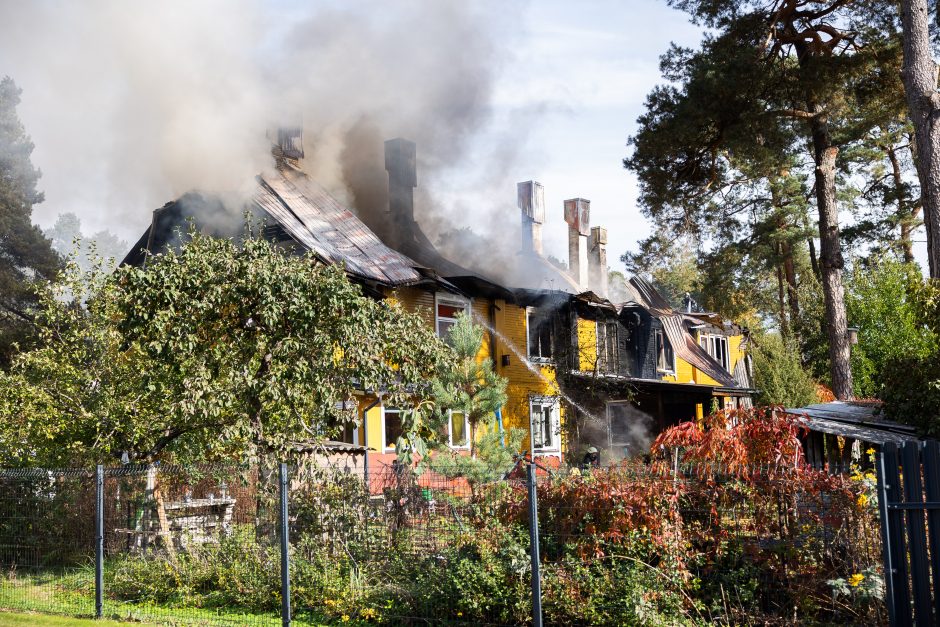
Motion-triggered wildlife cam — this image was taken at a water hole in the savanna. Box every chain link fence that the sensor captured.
[0,458,885,625]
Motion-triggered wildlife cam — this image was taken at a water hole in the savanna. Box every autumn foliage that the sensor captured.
[486,406,884,622]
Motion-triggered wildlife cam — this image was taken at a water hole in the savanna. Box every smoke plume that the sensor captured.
[0,0,535,260]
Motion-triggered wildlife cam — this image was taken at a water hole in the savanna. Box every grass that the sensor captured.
[0,570,352,626]
[0,611,136,625]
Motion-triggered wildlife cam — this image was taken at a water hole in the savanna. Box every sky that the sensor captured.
[0,0,713,274]
[489,1,705,269]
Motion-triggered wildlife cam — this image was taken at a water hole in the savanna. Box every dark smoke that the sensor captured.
[0,0,535,251]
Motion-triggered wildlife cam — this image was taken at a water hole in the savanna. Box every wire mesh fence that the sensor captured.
[0,457,886,626]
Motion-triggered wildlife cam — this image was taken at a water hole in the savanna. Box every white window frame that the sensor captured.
[435,292,471,340]
[381,407,403,453]
[699,333,730,372]
[529,396,561,456]
[655,329,676,374]
[446,409,471,450]
[526,307,554,364]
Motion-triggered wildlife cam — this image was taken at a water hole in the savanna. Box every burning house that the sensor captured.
[122,129,754,465]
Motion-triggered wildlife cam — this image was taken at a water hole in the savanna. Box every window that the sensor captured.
[340,422,359,446]
[436,293,470,341]
[530,397,561,453]
[655,329,675,374]
[699,334,730,371]
[526,308,553,361]
[383,408,403,452]
[447,411,470,449]
[596,320,619,373]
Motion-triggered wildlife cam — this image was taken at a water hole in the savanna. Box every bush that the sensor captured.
[107,525,280,610]
[750,333,818,408]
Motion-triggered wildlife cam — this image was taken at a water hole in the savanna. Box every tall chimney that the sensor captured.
[517,181,545,255]
[384,138,417,248]
[589,226,608,296]
[564,198,590,289]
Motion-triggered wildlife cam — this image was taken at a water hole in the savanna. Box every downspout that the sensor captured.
[496,407,505,446]
[361,396,381,493]
[489,300,504,446]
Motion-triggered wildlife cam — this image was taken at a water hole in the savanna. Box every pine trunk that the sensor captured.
[901,0,940,277]
[777,257,789,338]
[887,144,917,263]
[809,109,854,400]
[782,241,800,324]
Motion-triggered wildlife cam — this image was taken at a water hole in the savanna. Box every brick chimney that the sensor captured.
[384,138,417,248]
[589,226,608,296]
[564,198,590,289]
[517,181,545,255]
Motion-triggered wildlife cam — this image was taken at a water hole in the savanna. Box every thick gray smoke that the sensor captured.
[0,0,534,258]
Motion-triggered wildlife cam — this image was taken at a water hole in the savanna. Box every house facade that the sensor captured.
[122,130,753,466]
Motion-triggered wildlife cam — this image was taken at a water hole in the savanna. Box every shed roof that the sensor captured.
[784,402,920,445]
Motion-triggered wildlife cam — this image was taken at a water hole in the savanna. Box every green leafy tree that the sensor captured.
[845,258,937,398]
[430,313,508,455]
[429,428,525,488]
[0,230,451,465]
[750,333,819,407]
[0,76,61,367]
[880,276,940,433]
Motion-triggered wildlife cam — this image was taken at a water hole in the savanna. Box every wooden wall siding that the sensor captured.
[576,317,598,372]
[385,286,435,328]
[374,289,564,457]
[491,299,563,455]
[634,311,661,380]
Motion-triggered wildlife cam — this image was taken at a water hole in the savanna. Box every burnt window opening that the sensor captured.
[655,329,675,374]
[597,320,619,373]
[527,308,553,361]
[262,223,293,243]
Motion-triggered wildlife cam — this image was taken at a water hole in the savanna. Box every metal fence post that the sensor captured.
[526,461,543,627]
[95,464,104,619]
[279,463,291,627]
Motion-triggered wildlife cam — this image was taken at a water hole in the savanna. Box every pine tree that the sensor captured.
[431,312,508,457]
[626,1,908,399]
[0,76,60,366]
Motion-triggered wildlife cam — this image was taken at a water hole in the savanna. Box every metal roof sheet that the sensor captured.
[256,165,423,286]
[795,414,919,445]
[785,402,920,445]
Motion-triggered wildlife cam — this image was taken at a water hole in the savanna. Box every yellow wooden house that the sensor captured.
[123,131,753,466]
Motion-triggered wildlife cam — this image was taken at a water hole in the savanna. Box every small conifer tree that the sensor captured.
[432,312,508,457]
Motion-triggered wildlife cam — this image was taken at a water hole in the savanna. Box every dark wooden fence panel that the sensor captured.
[877,441,940,626]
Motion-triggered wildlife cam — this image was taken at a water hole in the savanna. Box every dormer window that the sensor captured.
[655,329,675,374]
[700,334,730,372]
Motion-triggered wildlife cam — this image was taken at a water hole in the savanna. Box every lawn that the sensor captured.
[0,613,139,626]
[0,571,351,626]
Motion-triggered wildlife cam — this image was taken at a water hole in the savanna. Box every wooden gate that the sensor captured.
[878,441,940,626]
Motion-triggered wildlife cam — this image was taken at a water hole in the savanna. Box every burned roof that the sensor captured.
[258,163,424,286]
[123,162,442,289]
[628,276,739,387]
